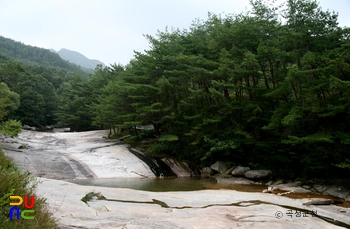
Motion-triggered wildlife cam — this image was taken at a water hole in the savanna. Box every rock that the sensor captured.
[36,177,350,229]
[30,127,36,131]
[302,198,335,206]
[45,125,54,130]
[323,186,350,200]
[231,166,250,176]
[161,158,192,177]
[313,185,328,193]
[277,190,295,196]
[223,166,235,175]
[210,161,230,174]
[274,179,284,185]
[302,185,311,189]
[262,187,277,193]
[244,170,272,179]
[23,125,31,130]
[201,167,213,178]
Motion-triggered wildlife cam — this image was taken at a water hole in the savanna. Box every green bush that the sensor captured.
[0,148,57,229]
[0,120,22,137]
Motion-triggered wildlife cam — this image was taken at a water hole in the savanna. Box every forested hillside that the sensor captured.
[56,0,350,179]
[1,0,349,180]
[0,36,86,74]
[0,52,84,129]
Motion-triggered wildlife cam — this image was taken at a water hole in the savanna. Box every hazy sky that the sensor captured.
[0,0,349,66]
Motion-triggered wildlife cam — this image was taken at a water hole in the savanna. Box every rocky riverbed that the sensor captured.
[2,130,350,228]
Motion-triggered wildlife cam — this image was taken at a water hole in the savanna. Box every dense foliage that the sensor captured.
[61,0,349,178]
[0,55,81,128]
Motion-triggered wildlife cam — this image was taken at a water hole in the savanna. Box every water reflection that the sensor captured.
[65,177,267,192]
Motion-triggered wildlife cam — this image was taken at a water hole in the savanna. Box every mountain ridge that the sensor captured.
[0,35,86,74]
[51,48,105,70]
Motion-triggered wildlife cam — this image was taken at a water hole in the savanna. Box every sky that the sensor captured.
[0,0,349,66]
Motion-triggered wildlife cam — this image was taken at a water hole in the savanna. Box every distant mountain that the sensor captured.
[0,36,86,74]
[52,48,105,70]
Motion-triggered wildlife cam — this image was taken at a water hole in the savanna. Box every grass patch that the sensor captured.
[123,136,140,144]
[0,147,57,229]
[81,192,96,204]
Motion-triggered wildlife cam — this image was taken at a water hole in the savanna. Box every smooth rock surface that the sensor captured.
[231,166,250,176]
[2,130,156,179]
[36,178,350,229]
[245,170,272,179]
[161,158,191,177]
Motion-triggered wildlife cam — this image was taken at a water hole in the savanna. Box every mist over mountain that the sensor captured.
[52,48,105,70]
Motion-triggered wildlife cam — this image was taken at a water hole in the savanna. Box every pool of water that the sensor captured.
[65,177,267,192]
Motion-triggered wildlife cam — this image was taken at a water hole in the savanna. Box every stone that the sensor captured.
[313,185,329,193]
[35,178,350,229]
[23,125,31,130]
[30,127,36,131]
[162,158,192,177]
[210,161,230,174]
[323,186,350,200]
[231,166,250,176]
[274,179,284,185]
[244,170,272,179]
[223,166,235,175]
[302,198,335,206]
[201,167,213,174]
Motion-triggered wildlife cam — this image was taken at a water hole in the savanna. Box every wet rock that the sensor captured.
[210,161,230,174]
[244,170,272,179]
[302,198,335,206]
[231,166,250,176]
[161,158,192,177]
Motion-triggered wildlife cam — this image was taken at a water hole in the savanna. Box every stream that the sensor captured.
[65,177,267,192]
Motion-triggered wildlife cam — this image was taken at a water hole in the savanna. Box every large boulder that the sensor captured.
[210,161,230,173]
[244,170,272,179]
[231,166,250,176]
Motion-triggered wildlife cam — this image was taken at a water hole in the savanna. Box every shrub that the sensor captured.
[0,148,57,228]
